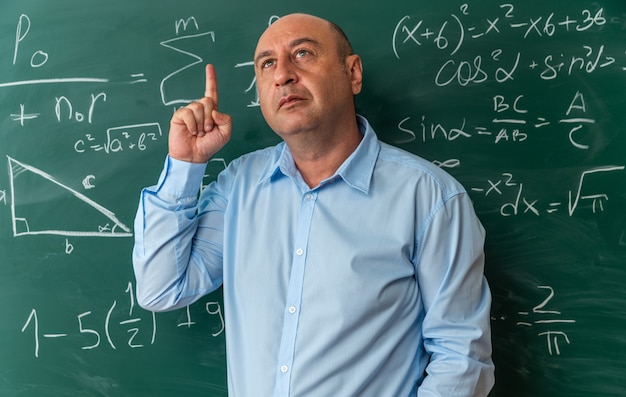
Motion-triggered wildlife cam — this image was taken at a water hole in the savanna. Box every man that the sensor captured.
[133,13,495,396]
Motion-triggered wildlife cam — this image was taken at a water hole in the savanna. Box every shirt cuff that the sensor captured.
[154,155,206,202]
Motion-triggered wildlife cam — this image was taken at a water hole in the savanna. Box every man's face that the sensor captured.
[253,14,361,139]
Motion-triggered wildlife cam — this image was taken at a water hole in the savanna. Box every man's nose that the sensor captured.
[273,57,298,86]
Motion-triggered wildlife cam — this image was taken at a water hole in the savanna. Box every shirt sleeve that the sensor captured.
[132,156,225,312]
[416,192,495,397]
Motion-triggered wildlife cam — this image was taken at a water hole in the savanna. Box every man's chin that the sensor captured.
[268,115,315,138]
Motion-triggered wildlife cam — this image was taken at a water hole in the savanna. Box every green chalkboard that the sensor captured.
[1,0,625,396]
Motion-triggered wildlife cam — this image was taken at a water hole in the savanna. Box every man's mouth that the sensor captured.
[278,95,304,109]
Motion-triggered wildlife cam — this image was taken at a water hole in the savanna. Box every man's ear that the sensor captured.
[346,54,363,95]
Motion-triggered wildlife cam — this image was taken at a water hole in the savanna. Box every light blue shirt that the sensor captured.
[133,116,494,396]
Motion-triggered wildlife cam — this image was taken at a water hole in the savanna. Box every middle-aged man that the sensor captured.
[133,12,495,396]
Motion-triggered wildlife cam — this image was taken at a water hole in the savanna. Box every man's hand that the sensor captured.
[168,64,232,163]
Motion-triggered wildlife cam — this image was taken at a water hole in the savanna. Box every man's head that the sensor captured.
[326,19,355,65]
[253,13,362,140]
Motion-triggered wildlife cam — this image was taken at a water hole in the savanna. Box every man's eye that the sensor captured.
[295,49,309,58]
[261,59,274,69]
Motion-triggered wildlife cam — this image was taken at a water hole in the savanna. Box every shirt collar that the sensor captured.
[259,115,380,194]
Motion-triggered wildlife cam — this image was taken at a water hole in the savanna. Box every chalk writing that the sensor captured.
[234,61,260,107]
[13,14,48,68]
[10,104,39,126]
[392,5,624,86]
[517,286,576,355]
[55,93,107,124]
[82,175,96,189]
[7,157,132,237]
[20,282,224,358]
[159,16,215,106]
[74,123,163,155]
[2,14,111,89]
[470,166,625,216]
[396,90,603,150]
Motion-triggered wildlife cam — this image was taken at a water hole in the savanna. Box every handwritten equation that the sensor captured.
[4,13,165,159]
[20,282,224,358]
[517,286,576,356]
[396,89,603,151]
[470,165,624,217]
[492,285,576,355]
[392,4,624,85]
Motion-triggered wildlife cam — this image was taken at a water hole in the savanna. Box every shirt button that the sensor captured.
[288,306,297,314]
[305,193,313,201]
[296,248,304,256]
[280,365,289,373]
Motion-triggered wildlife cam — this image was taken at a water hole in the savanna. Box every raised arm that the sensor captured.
[132,65,230,311]
[168,64,232,163]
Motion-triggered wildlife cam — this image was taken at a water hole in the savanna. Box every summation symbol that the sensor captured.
[160,17,215,106]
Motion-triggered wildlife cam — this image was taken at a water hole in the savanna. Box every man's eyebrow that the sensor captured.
[289,37,320,49]
[254,37,321,64]
[254,50,273,65]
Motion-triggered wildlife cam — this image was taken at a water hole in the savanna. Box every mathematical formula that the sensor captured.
[396,90,600,150]
[493,285,576,355]
[20,282,224,358]
[392,4,624,86]
[471,166,625,217]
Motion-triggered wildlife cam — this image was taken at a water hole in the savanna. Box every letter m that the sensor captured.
[175,17,199,34]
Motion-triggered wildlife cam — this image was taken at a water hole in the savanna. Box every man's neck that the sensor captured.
[286,122,363,189]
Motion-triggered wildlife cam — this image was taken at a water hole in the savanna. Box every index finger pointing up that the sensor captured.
[204,64,218,105]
